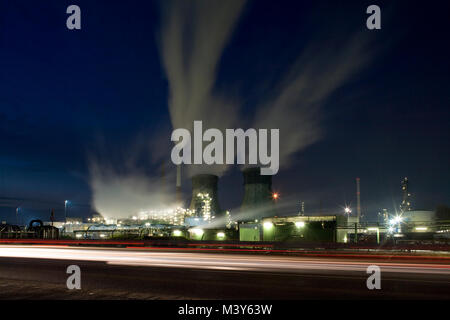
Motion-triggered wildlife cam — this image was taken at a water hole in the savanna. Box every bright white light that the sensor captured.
[75,234,82,238]
[388,227,394,233]
[295,221,305,228]
[173,230,182,237]
[367,227,379,231]
[100,234,106,238]
[145,222,150,227]
[263,222,273,229]
[389,216,403,225]
[415,227,428,231]
[217,232,225,238]
[344,207,351,214]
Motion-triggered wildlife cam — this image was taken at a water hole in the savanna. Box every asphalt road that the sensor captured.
[0,245,449,299]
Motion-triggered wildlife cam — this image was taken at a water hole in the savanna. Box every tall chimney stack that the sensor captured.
[356,177,361,220]
[176,164,182,204]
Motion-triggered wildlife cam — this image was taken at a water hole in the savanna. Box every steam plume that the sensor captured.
[88,136,177,220]
[159,0,247,176]
[253,32,374,168]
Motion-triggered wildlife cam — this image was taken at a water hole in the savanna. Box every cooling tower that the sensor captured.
[189,174,222,220]
[240,167,276,221]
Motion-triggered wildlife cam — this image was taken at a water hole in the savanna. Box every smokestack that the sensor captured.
[356,177,361,220]
[176,165,182,204]
[240,167,276,222]
[189,174,222,221]
[160,162,166,194]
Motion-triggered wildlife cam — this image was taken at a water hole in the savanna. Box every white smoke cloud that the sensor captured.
[90,164,174,220]
[88,136,178,220]
[159,0,247,176]
[253,32,375,168]
[159,1,377,176]
[88,2,379,221]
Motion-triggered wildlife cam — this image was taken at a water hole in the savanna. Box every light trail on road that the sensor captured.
[1,245,450,276]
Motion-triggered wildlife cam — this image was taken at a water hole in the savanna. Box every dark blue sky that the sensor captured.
[0,0,449,223]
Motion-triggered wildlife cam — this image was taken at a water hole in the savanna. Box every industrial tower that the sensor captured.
[356,178,361,220]
[400,177,412,212]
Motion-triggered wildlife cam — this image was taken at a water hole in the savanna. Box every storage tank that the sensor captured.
[28,219,59,239]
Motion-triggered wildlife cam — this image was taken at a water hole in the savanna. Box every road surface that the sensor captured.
[0,245,449,299]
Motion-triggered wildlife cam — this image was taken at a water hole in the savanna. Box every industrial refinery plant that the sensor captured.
[1,0,449,302]
[2,167,448,247]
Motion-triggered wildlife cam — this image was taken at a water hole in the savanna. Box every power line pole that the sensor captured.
[356,178,361,221]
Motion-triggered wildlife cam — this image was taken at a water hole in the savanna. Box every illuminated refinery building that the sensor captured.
[188,174,222,222]
[133,207,189,226]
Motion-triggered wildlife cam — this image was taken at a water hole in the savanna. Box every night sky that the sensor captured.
[0,0,449,223]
